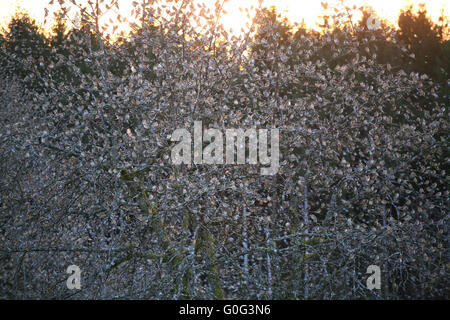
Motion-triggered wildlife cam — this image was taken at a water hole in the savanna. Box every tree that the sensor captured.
[2,12,51,90]
[398,4,446,80]
[251,6,292,73]
[0,0,447,300]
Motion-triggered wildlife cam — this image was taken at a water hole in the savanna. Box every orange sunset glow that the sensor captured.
[0,0,448,35]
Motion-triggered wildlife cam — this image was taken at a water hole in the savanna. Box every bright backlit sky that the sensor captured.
[0,0,448,34]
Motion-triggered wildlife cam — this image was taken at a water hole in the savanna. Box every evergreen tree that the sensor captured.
[398,4,445,79]
[49,12,74,85]
[251,6,292,73]
[2,12,51,89]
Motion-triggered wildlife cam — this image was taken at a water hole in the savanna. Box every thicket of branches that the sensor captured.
[0,0,448,299]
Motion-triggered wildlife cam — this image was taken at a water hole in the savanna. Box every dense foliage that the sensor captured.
[0,0,448,299]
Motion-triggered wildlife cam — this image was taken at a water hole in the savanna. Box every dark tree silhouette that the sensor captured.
[398,4,447,80]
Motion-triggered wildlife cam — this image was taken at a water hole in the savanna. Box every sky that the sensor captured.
[0,0,448,35]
